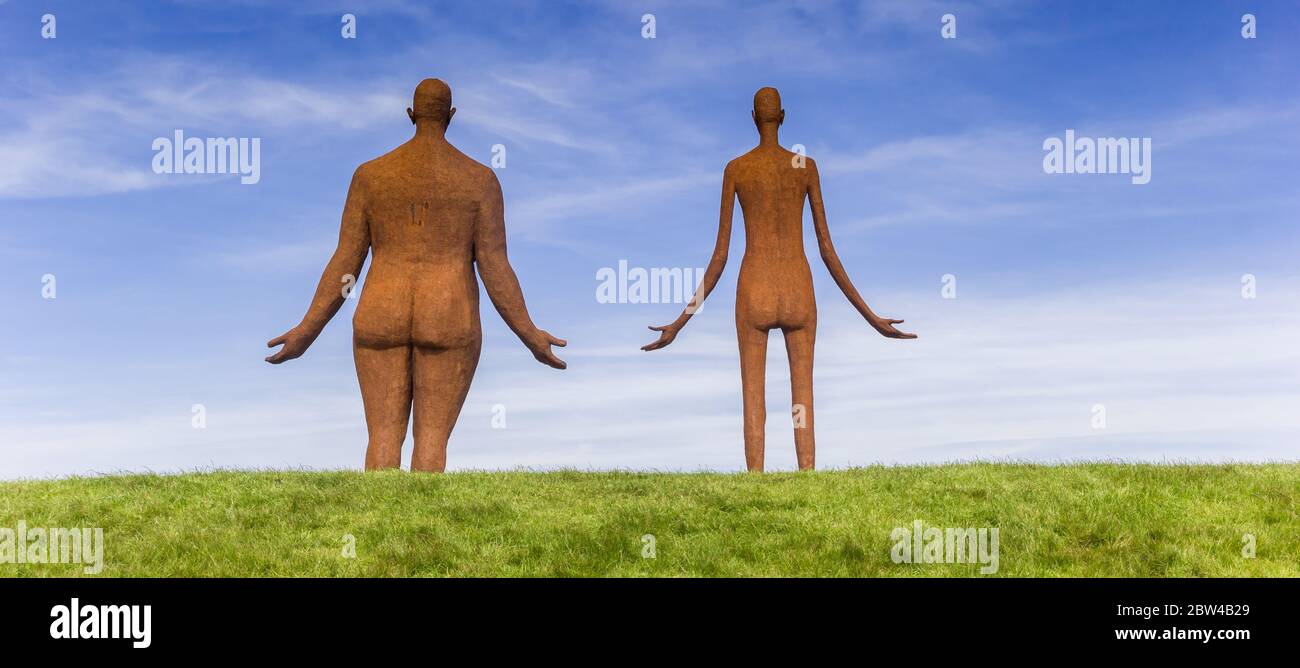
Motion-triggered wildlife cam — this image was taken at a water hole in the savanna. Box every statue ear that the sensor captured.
[752,109,758,125]
[447,107,456,126]
[779,109,785,126]
[407,107,416,125]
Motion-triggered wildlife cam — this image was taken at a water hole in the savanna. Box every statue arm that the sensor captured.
[642,164,735,351]
[266,168,371,363]
[808,159,916,340]
[474,172,567,369]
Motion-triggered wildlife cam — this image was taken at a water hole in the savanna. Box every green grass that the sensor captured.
[1,464,1296,577]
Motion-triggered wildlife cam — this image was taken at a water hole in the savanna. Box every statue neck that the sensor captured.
[414,120,449,141]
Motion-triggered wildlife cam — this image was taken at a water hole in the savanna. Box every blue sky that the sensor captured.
[1,0,1298,477]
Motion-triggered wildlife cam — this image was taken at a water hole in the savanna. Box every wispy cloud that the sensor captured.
[217,238,337,273]
[0,63,401,199]
[5,273,1296,478]
[511,171,716,231]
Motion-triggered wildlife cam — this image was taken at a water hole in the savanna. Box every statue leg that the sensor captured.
[737,322,769,472]
[783,324,816,470]
[410,340,482,473]
[354,342,413,470]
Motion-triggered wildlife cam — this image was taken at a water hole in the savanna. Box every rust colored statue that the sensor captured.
[642,87,916,472]
[266,78,566,473]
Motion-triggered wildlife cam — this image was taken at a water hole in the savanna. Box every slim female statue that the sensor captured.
[642,87,916,472]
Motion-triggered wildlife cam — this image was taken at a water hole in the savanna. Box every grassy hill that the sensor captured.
[2,464,1296,577]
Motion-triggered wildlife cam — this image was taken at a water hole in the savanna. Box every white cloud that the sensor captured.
[0,58,607,200]
[0,69,401,199]
[217,238,338,273]
[509,170,715,230]
[3,274,1296,478]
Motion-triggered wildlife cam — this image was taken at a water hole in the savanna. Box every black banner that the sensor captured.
[0,578,1289,654]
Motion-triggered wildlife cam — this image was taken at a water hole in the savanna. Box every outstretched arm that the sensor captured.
[808,159,915,339]
[266,168,372,363]
[642,164,736,351]
[475,172,567,369]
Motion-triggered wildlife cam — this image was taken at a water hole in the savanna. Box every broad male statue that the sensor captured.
[267,78,567,472]
[642,87,916,472]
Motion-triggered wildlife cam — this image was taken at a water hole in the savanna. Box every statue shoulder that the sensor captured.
[353,152,397,184]
[461,155,500,193]
[347,160,381,193]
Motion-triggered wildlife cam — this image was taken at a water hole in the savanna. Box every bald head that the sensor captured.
[752,87,783,124]
[408,78,454,126]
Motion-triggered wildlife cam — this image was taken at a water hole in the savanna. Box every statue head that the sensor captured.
[751,86,784,128]
[407,78,455,127]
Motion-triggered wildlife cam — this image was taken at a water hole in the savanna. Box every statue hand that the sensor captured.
[641,323,680,351]
[868,316,917,340]
[525,329,567,369]
[265,326,315,364]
